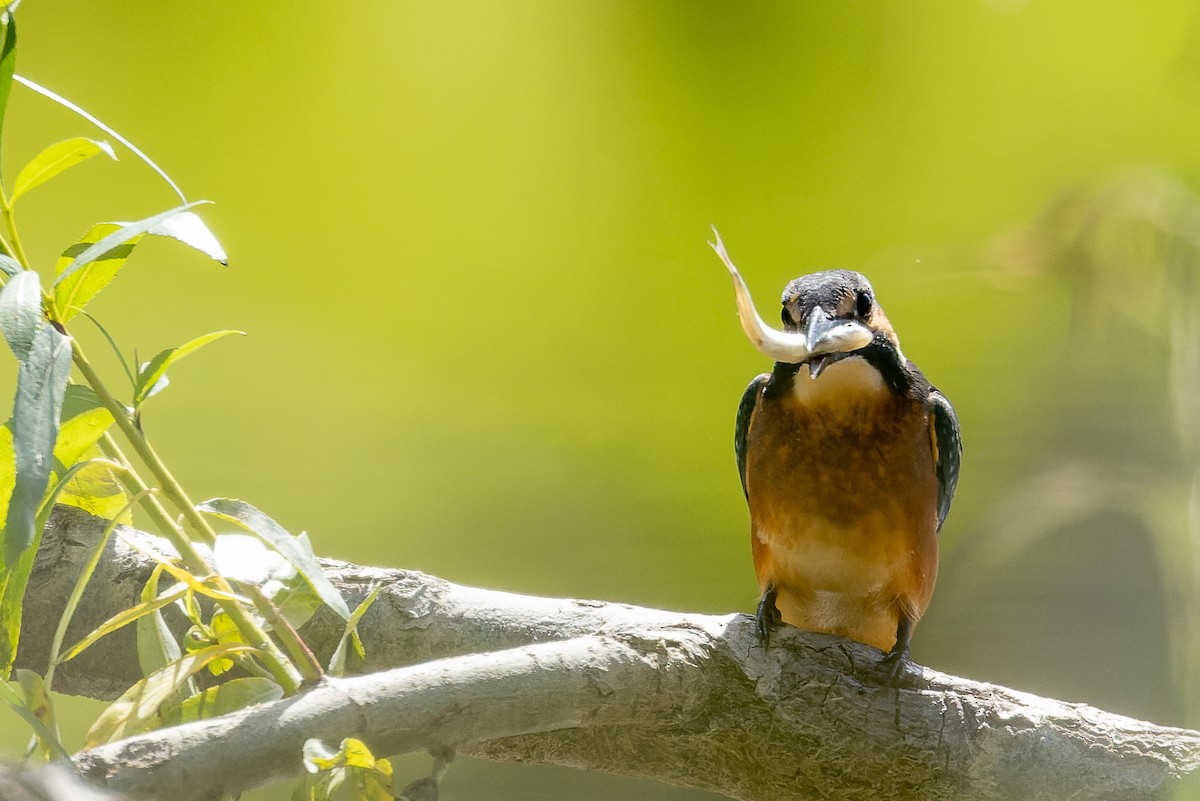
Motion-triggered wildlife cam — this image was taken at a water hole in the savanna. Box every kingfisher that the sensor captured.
[710,229,961,677]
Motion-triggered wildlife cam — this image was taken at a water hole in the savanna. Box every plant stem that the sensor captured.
[72,343,217,546]
[97,433,189,544]
[242,583,323,686]
[75,344,301,693]
[0,188,31,269]
[0,231,17,267]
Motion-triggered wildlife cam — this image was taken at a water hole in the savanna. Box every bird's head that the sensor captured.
[709,228,900,375]
[780,269,900,378]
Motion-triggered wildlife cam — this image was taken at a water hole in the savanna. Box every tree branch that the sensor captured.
[21,507,1200,800]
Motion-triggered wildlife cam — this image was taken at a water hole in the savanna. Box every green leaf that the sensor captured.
[0,327,80,669]
[5,322,71,565]
[60,582,189,663]
[52,223,142,323]
[0,535,35,677]
[292,774,332,801]
[135,564,185,679]
[0,15,17,162]
[206,612,244,676]
[54,457,128,521]
[0,424,12,524]
[303,738,393,801]
[33,458,115,541]
[84,643,255,747]
[205,612,240,676]
[292,774,329,801]
[269,568,323,631]
[143,210,226,265]
[0,425,15,676]
[10,137,115,204]
[133,329,243,406]
[37,386,122,522]
[198,498,351,620]
[54,200,205,288]
[13,669,66,762]
[160,677,282,727]
[0,672,69,762]
[58,383,102,425]
[0,270,41,360]
[54,385,113,467]
[0,254,19,278]
[328,583,381,677]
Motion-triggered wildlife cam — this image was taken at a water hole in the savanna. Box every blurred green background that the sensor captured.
[3,1,1200,798]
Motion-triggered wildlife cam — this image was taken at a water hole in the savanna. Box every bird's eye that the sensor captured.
[856,291,873,318]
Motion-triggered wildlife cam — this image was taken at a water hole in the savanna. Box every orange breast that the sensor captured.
[745,358,939,651]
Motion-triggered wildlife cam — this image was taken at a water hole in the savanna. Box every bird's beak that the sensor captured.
[804,306,872,356]
[803,306,872,379]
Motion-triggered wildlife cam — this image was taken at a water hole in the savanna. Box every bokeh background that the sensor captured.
[2,2,1199,798]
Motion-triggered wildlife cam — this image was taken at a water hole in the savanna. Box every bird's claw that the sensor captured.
[878,646,912,685]
[755,587,782,647]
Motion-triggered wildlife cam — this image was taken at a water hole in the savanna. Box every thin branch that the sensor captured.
[19,507,1200,801]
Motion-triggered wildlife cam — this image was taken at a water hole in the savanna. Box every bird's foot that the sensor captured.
[755,587,782,647]
[877,644,913,685]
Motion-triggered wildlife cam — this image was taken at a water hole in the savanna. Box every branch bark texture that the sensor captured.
[21,507,1200,801]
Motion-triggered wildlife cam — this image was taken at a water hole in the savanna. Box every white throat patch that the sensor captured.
[790,356,887,403]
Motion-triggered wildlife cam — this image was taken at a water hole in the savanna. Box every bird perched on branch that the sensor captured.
[710,229,961,678]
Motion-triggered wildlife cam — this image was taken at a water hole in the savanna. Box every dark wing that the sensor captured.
[735,374,770,500]
[928,389,962,533]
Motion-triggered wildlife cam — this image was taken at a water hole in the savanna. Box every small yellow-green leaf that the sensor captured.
[210,612,243,645]
[136,566,181,675]
[208,655,234,677]
[205,611,242,676]
[56,458,129,522]
[11,137,115,204]
[84,643,254,747]
[328,583,381,677]
[0,672,69,761]
[133,329,244,406]
[14,669,65,762]
[340,738,377,770]
[359,768,394,801]
[52,223,142,323]
[55,386,114,467]
[60,583,188,663]
[160,677,282,726]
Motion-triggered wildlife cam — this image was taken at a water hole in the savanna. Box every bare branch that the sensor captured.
[21,507,1200,801]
